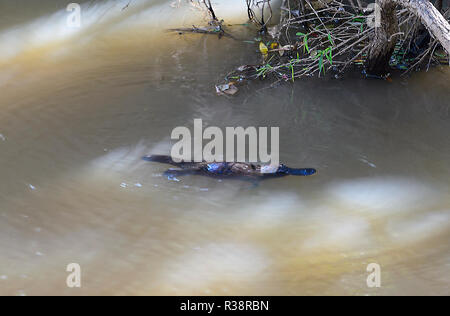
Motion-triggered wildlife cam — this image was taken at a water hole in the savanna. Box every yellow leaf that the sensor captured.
[270,42,278,50]
[259,42,268,57]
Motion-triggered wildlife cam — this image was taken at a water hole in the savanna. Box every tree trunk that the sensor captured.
[366,0,399,75]
[366,0,450,75]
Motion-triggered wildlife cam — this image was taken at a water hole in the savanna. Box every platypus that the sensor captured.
[143,155,316,181]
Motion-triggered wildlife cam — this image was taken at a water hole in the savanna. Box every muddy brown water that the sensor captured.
[0,0,449,295]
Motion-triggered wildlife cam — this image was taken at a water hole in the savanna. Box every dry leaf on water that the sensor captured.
[216,83,238,96]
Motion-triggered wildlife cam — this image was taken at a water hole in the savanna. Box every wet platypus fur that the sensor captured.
[143,155,316,181]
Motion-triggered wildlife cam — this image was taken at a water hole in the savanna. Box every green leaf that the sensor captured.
[304,35,310,53]
[327,34,335,47]
[325,47,333,65]
[318,55,324,76]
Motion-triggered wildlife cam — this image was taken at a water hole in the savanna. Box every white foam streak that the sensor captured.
[0,0,254,63]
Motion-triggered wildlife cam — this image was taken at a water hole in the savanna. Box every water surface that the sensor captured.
[0,0,449,295]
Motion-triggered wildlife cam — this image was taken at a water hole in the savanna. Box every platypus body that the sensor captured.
[143,155,316,181]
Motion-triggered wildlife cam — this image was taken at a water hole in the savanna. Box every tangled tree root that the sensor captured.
[221,0,449,94]
[168,1,449,94]
[235,1,448,81]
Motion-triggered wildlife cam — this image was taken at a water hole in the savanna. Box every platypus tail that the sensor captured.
[142,155,177,165]
[287,168,317,176]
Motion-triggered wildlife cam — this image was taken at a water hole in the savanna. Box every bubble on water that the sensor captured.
[134,183,143,188]
[120,183,128,188]
[0,134,6,141]
[0,275,8,280]
[28,184,36,190]
[359,158,376,168]
[167,175,180,182]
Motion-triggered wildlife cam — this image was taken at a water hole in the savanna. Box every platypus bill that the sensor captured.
[143,155,316,180]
